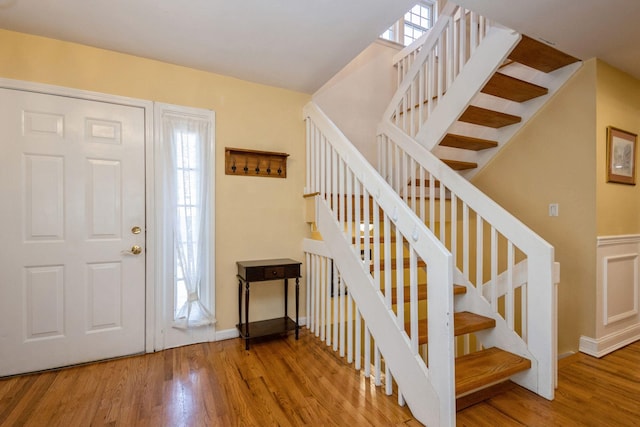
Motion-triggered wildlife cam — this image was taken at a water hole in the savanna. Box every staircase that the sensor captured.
[302,2,572,426]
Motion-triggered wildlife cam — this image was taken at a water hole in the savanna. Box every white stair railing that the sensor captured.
[377,120,557,399]
[304,102,457,427]
[385,2,494,139]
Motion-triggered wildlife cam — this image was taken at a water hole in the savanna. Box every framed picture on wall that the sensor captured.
[607,126,637,185]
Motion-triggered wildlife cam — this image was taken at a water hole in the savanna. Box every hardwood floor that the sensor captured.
[0,329,419,426]
[1,331,639,426]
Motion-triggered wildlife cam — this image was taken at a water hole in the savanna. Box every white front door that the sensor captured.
[0,88,146,376]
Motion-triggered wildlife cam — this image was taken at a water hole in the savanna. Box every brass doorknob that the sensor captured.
[131,226,142,234]
[130,245,142,255]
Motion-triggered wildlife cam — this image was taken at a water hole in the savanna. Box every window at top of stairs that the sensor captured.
[380,0,435,46]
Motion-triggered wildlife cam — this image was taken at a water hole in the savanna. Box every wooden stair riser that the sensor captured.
[481,72,548,102]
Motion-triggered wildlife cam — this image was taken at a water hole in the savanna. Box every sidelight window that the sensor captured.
[158,105,216,331]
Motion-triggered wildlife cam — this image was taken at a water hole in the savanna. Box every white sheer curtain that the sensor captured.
[163,114,215,329]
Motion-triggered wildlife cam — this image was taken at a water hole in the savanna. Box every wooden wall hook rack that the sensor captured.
[225,147,289,178]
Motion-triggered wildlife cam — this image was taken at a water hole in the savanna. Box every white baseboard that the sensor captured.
[214,317,308,342]
[579,323,640,358]
[215,328,240,341]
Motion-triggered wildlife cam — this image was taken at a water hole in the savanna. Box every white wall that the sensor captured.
[313,40,401,165]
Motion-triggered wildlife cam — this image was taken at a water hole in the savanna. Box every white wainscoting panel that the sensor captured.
[603,253,638,325]
[580,235,640,357]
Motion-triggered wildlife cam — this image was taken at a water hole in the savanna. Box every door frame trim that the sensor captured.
[0,77,157,353]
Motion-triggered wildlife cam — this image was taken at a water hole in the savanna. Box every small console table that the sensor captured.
[236,258,301,350]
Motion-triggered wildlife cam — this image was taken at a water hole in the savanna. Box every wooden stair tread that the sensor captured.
[482,72,548,102]
[442,159,478,171]
[408,311,496,345]
[391,284,466,304]
[455,347,531,396]
[459,105,521,128]
[440,133,498,151]
[509,35,580,73]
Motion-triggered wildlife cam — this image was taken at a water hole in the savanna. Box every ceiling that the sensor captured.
[1,0,640,94]
[0,0,416,94]
[453,0,640,82]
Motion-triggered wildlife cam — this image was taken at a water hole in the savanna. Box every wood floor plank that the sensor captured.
[457,402,525,426]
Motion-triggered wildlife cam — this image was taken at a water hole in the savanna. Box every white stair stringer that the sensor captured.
[314,196,447,427]
[412,26,521,152]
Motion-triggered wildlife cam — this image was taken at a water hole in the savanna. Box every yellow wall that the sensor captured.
[472,59,598,354]
[596,60,640,235]
[0,29,311,332]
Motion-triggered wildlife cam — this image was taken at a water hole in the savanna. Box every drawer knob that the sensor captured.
[272,270,277,275]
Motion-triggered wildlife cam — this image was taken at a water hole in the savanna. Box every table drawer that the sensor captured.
[264,266,285,280]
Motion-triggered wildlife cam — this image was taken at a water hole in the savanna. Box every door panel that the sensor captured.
[0,88,146,376]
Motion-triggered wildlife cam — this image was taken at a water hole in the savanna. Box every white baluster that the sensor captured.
[439,182,446,243]
[346,166,352,246]
[476,215,484,293]
[410,249,418,353]
[375,345,382,386]
[384,215,392,308]
[347,289,353,364]
[339,268,345,358]
[355,307,362,370]
[490,226,498,311]
[325,256,331,345]
[463,203,469,281]
[364,324,371,377]
[429,173,436,233]
[451,193,457,271]
[386,364,393,395]
[419,167,426,223]
[333,261,339,351]
[507,241,515,330]
[396,228,404,330]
